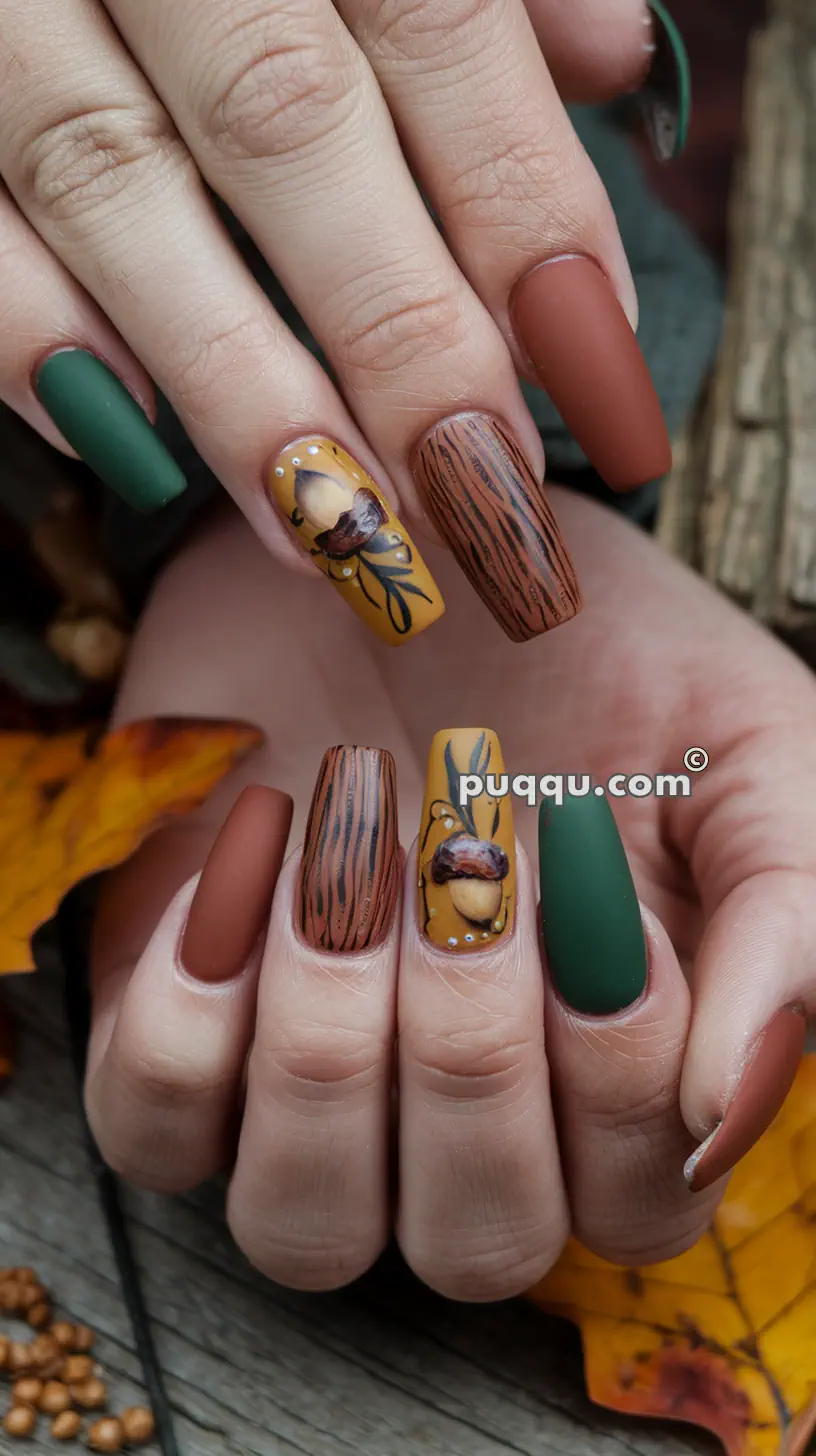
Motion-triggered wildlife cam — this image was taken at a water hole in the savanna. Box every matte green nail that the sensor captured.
[34,350,187,513]
[539,793,648,1016]
[641,1,691,163]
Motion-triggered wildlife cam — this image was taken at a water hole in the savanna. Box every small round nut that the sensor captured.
[0,1280,22,1311]
[13,1269,37,1286]
[87,1416,124,1452]
[3,1405,37,1438]
[71,1378,106,1411]
[17,1285,46,1312]
[8,1342,32,1374]
[0,1334,10,1369]
[51,1410,83,1441]
[60,1355,93,1384]
[71,1326,95,1354]
[50,1323,76,1351]
[28,1333,62,1375]
[27,1302,51,1330]
[12,1378,43,1407]
[38,1382,72,1416]
[120,1408,155,1445]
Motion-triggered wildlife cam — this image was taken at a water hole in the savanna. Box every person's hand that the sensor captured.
[0,0,676,649]
[85,485,815,1301]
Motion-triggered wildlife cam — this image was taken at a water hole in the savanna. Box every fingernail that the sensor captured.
[300,746,400,953]
[180,786,294,983]
[640,2,692,163]
[510,256,672,491]
[411,413,582,642]
[34,350,187,513]
[267,439,444,645]
[418,728,516,953]
[685,1008,807,1193]
[539,793,648,1015]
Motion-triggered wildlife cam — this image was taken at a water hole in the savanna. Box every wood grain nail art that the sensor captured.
[411,412,582,643]
[300,746,399,953]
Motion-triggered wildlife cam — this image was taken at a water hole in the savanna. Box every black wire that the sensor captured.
[57,883,180,1456]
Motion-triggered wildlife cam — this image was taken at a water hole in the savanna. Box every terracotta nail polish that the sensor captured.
[180,786,294,983]
[299,746,399,953]
[411,412,582,643]
[417,728,516,953]
[511,255,672,491]
[685,1008,807,1193]
[267,438,444,645]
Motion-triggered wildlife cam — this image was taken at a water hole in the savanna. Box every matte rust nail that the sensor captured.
[685,1008,807,1193]
[180,786,294,982]
[417,728,516,953]
[300,746,399,953]
[411,412,582,643]
[511,255,672,491]
[267,438,444,645]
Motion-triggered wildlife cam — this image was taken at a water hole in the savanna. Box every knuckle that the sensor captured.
[253,1022,384,1108]
[365,0,503,58]
[18,103,184,224]
[203,28,358,161]
[337,282,469,382]
[405,1023,530,1104]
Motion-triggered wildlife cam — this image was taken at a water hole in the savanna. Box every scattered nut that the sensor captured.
[13,1271,37,1287]
[8,1343,32,1375]
[12,1378,43,1407]
[0,1282,21,1312]
[87,1416,124,1452]
[120,1408,155,1446]
[71,1378,106,1411]
[0,1334,10,1370]
[3,1405,37,1438]
[50,1324,76,1351]
[17,1285,46,1313]
[29,1334,62,1375]
[38,1382,72,1416]
[51,1411,83,1441]
[60,1355,93,1384]
[71,1327,95,1354]
[27,1303,52,1331]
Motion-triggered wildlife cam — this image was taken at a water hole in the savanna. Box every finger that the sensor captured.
[87,785,293,1192]
[399,729,568,1302]
[0,0,444,643]
[344,0,672,491]
[525,0,653,100]
[229,747,400,1291]
[671,690,816,1193]
[0,182,182,501]
[99,0,584,642]
[538,792,718,1264]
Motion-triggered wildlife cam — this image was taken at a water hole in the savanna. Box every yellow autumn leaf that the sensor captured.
[0,718,263,974]
[528,1056,816,1456]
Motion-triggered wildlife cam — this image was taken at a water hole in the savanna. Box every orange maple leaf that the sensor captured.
[0,718,263,975]
[529,1056,816,1456]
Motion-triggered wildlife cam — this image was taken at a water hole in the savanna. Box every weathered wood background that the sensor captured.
[0,964,716,1456]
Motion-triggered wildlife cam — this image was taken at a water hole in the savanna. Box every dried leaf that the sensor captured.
[528,1056,816,1456]
[0,718,262,974]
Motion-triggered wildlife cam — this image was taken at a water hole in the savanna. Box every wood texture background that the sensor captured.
[0,964,717,1456]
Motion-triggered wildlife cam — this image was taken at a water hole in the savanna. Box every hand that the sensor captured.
[0,0,676,649]
[86,487,814,1300]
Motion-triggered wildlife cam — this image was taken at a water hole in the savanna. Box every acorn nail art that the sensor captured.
[268,438,444,645]
[418,729,515,953]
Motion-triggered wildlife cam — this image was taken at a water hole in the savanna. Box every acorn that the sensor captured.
[293,469,356,533]
[430,835,509,926]
[315,488,387,560]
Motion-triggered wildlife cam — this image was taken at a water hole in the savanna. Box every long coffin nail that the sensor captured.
[641,2,692,163]
[180,786,294,983]
[511,256,672,491]
[539,793,648,1015]
[299,746,399,953]
[411,413,582,643]
[685,1008,807,1193]
[267,439,444,645]
[418,728,516,953]
[34,350,187,513]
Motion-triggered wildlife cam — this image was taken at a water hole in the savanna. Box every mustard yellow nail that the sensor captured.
[267,438,444,645]
[418,728,516,953]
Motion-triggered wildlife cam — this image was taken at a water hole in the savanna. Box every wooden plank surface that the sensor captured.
[0,964,715,1456]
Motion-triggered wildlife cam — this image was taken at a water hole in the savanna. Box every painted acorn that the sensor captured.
[431,834,509,926]
[294,471,387,559]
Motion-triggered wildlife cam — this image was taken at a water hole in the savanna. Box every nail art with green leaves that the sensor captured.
[641,1,692,162]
